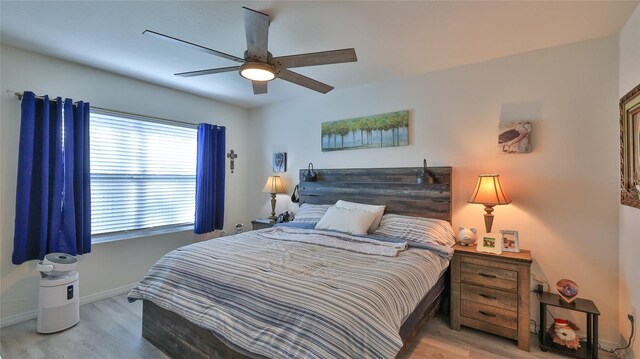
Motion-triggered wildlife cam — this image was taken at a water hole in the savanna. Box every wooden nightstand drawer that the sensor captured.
[461,300,517,330]
[461,262,517,291]
[461,283,517,311]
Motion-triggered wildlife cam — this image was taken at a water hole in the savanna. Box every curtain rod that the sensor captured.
[14,91,80,104]
[13,91,198,129]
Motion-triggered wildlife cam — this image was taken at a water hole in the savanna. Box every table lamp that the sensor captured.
[468,174,511,233]
[262,176,286,221]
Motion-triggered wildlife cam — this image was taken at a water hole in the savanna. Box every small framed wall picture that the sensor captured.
[476,234,502,255]
[500,230,520,253]
[273,152,287,173]
[499,121,531,153]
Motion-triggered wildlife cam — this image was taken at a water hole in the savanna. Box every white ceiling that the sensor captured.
[1,1,638,109]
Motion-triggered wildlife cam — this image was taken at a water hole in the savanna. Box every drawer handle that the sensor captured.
[479,273,497,279]
[479,310,497,318]
[479,293,498,300]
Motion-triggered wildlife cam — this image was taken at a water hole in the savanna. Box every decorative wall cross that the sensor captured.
[227,150,238,173]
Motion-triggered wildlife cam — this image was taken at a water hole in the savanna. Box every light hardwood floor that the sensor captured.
[1,294,615,359]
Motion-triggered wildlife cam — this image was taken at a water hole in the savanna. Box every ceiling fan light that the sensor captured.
[240,62,275,81]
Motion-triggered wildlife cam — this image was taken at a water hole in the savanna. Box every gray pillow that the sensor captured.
[291,203,333,225]
[374,214,456,247]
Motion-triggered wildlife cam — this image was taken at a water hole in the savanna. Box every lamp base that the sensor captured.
[269,193,277,220]
[483,205,495,233]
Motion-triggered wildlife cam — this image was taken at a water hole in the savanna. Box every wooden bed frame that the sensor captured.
[141,166,453,358]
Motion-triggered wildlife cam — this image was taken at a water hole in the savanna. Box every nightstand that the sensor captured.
[450,243,533,351]
[251,220,275,230]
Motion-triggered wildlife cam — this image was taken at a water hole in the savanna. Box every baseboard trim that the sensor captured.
[78,283,136,306]
[0,282,136,328]
[0,309,38,329]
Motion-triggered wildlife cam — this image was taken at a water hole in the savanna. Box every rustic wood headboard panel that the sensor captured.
[298,167,452,222]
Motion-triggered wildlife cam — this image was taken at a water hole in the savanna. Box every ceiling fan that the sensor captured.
[143,7,358,95]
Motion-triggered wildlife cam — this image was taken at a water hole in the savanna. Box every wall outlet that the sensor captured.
[532,284,543,294]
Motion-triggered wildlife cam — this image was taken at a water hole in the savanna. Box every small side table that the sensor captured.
[251,220,275,230]
[539,292,600,359]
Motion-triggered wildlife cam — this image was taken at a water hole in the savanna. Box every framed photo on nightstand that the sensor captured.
[500,230,520,253]
[476,234,502,255]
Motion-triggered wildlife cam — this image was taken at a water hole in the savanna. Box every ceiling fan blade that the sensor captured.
[243,7,270,61]
[252,81,268,94]
[175,66,241,77]
[273,48,357,69]
[277,69,334,94]
[143,30,244,63]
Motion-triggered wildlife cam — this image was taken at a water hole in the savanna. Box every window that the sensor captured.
[90,109,197,242]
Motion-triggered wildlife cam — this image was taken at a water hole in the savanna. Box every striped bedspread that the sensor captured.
[128,227,450,359]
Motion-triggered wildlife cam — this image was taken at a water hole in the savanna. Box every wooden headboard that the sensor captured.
[298,167,452,222]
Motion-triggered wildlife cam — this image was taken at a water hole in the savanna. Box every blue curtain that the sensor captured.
[12,91,91,264]
[194,124,225,234]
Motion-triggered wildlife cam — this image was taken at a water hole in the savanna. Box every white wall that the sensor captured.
[0,45,250,325]
[619,4,640,357]
[248,37,621,342]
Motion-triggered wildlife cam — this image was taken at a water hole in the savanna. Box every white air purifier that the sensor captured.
[36,253,80,333]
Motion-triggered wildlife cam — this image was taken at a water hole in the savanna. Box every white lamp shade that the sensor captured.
[262,176,286,194]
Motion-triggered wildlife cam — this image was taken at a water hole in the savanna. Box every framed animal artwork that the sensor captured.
[499,121,531,153]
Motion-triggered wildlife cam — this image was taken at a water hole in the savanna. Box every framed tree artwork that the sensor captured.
[321,111,409,152]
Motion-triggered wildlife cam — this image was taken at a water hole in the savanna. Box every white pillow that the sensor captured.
[335,200,386,233]
[292,203,333,224]
[315,206,378,235]
[374,213,456,247]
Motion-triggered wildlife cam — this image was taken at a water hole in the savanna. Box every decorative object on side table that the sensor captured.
[450,244,533,351]
[499,121,532,153]
[556,279,579,304]
[262,176,286,220]
[548,319,581,350]
[500,230,520,253]
[468,174,512,233]
[273,152,286,173]
[539,291,600,359]
[476,234,502,255]
[458,227,478,246]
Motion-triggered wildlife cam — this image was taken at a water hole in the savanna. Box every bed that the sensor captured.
[128,166,453,359]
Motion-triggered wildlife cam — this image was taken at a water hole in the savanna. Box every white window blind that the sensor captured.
[90,110,197,239]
